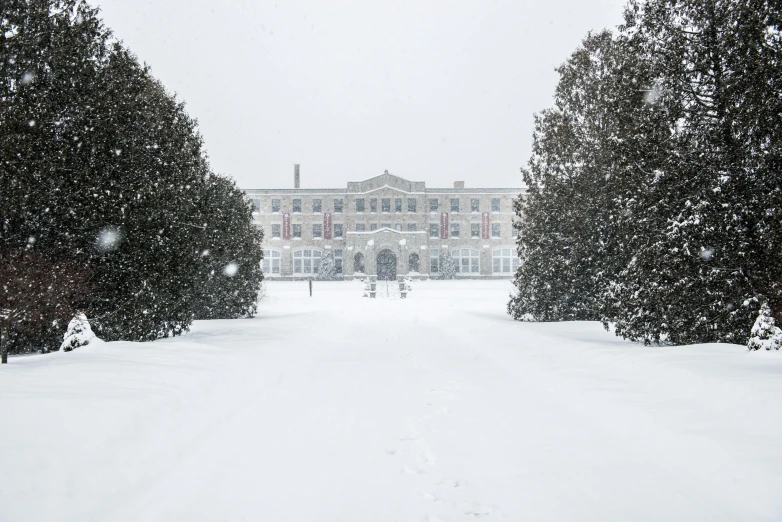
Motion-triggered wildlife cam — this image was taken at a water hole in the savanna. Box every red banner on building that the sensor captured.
[440,212,449,239]
[283,212,291,240]
[324,212,332,240]
[481,212,490,239]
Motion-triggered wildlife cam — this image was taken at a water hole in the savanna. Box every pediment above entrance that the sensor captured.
[346,171,425,194]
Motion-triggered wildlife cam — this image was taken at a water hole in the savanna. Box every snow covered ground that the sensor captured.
[2,280,781,522]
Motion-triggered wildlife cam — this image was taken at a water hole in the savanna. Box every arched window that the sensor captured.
[408,252,420,273]
[293,249,322,275]
[262,249,281,276]
[354,252,365,273]
[492,248,521,274]
[451,248,480,274]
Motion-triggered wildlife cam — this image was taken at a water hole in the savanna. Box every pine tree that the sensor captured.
[439,252,458,280]
[747,303,782,351]
[610,0,782,345]
[192,176,264,320]
[1,1,265,354]
[317,252,339,280]
[60,313,96,352]
[509,30,671,322]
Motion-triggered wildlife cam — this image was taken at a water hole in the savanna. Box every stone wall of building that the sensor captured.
[245,171,524,280]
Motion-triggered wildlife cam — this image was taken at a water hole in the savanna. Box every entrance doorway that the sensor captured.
[408,252,420,273]
[376,249,397,280]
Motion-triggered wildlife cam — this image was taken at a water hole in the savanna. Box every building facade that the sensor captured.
[245,169,524,280]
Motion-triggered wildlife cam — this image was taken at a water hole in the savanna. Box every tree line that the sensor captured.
[509,0,782,346]
[1,0,264,362]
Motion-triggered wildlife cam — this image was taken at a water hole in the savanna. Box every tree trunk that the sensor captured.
[1,321,7,364]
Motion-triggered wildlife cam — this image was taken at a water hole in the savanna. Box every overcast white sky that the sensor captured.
[93,0,627,190]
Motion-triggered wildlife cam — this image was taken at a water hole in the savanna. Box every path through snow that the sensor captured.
[1,281,781,521]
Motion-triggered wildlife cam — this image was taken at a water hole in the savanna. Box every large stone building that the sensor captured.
[244,167,524,280]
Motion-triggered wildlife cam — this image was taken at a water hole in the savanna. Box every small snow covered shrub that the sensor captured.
[60,314,96,352]
[317,252,339,280]
[438,252,458,280]
[747,303,782,351]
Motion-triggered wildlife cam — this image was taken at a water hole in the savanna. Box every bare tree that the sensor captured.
[1,249,92,363]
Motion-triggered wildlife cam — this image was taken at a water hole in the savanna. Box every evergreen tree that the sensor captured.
[192,176,264,320]
[316,252,339,280]
[1,1,264,354]
[610,0,782,344]
[509,1,782,346]
[60,313,95,352]
[439,252,458,280]
[509,31,672,322]
[747,302,782,351]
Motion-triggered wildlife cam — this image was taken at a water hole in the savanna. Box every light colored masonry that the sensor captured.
[244,168,525,280]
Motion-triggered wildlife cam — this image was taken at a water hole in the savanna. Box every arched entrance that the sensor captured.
[408,252,420,273]
[354,252,365,274]
[376,249,397,280]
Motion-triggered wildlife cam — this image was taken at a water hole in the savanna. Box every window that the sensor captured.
[370,198,378,213]
[334,249,343,274]
[492,223,501,238]
[382,198,391,212]
[380,223,391,229]
[262,249,281,275]
[408,252,420,273]
[334,198,343,213]
[395,198,402,212]
[272,199,281,212]
[292,199,302,213]
[251,199,260,212]
[429,223,439,238]
[356,198,365,212]
[313,224,323,238]
[451,248,480,274]
[470,198,479,212]
[407,223,417,232]
[395,224,402,231]
[450,223,460,238]
[429,248,440,274]
[354,252,365,273]
[271,224,281,238]
[471,223,480,238]
[492,248,521,274]
[429,199,439,212]
[491,198,501,212]
[313,199,322,213]
[408,199,417,212]
[451,198,460,212]
[293,249,322,274]
[334,224,343,238]
[356,223,366,232]
[292,224,302,238]
[370,223,378,231]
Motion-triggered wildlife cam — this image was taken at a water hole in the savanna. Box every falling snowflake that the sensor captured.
[699,246,715,261]
[20,70,35,85]
[96,227,122,252]
[644,82,664,104]
[223,262,238,277]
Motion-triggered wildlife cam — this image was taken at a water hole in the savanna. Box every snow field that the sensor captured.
[1,280,781,521]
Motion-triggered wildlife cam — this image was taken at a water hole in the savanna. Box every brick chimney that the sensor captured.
[294,164,300,188]
[454,181,465,188]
